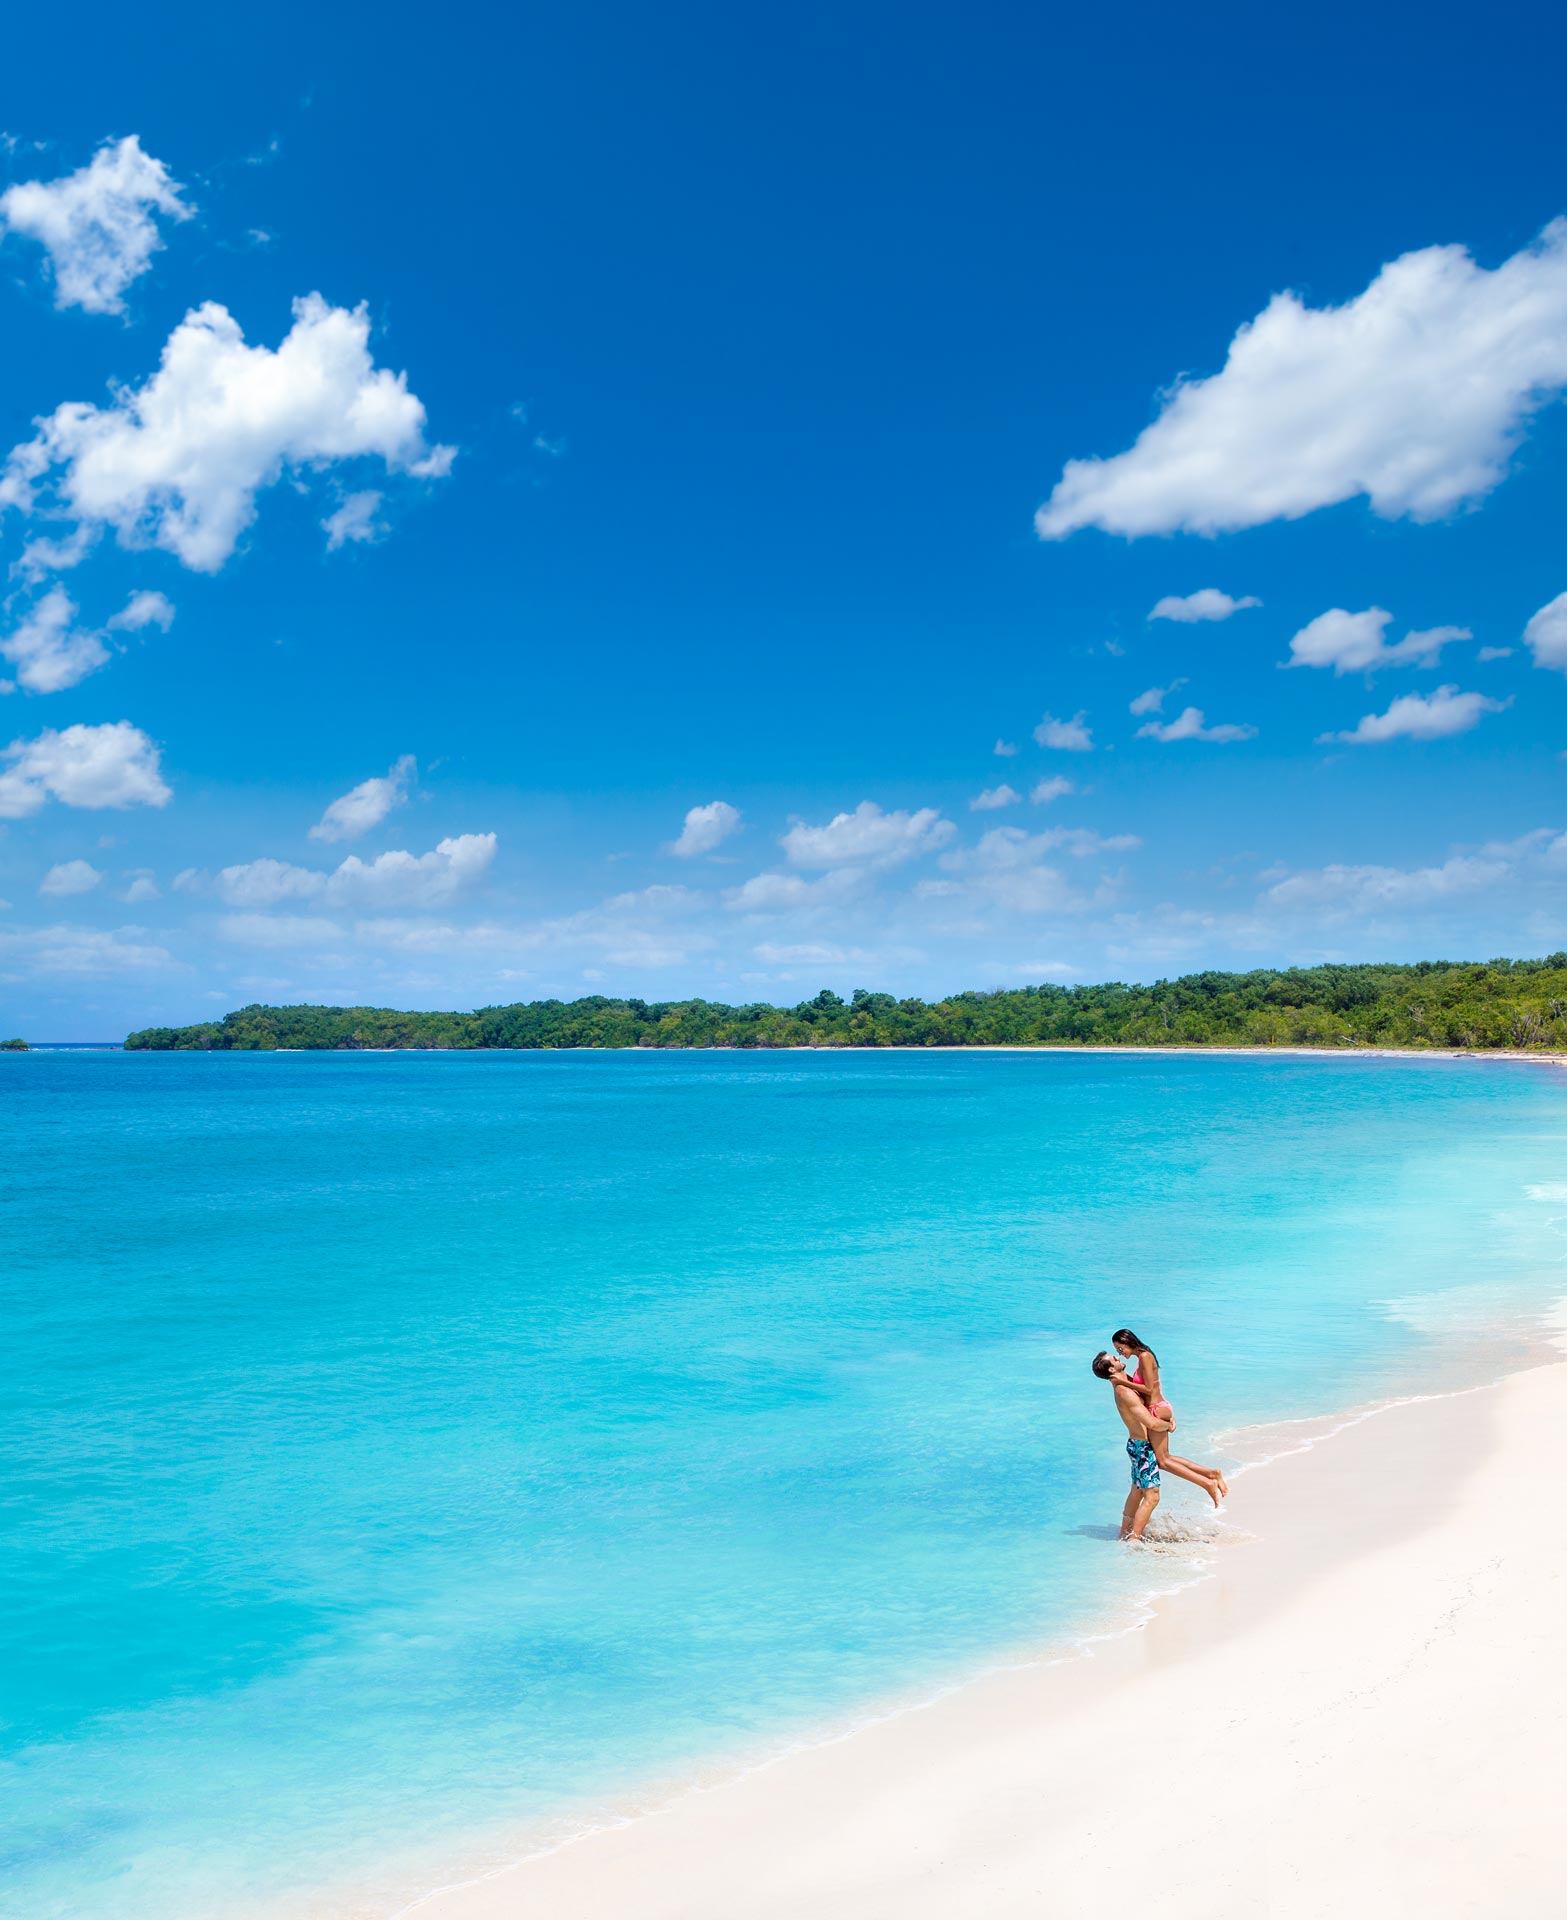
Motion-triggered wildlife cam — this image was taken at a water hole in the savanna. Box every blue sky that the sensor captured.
[2,0,1566,1035]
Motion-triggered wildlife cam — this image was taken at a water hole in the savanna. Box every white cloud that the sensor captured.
[1029,775,1076,805]
[1,294,455,572]
[1477,645,1513,662]
[780,800,954,871]
[0,922,173,974]
[0,585,178,694]
[216,912,345,949]
[993,738,1019,757]
[308,754,416,842]
[0,586,107,693]
[1033,711,1093,751]
[15,525,96,578]
[1036,220,1567,538]
[1148,590,1261,623]
[1129,680,1185,717]
[121,871,160,903]
[0,135,191,314]
[215,857,327,909]
[1265,853,1510,912]
[0,720,169,817]
[670,799,742,857]
[322,489,386,551]
[1525,591,1567,673]
[970,784,1020,811]
[1284,606,1470,674]
[751,941,873,966]
[216,832,496,911]
[1136,706,1256,743]
[39,857,102,897]
[940,825,1136,870]
[107,589,175,632]
[1318,684,1507,744]
[926,825,1133,915]
[724,869,864,914]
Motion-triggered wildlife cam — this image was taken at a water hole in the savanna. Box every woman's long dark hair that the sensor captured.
[1112,1328,1157,1363]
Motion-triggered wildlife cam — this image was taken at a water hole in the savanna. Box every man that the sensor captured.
[1092,1350,1173,1541]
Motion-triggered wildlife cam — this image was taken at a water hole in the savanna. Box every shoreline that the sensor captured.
[105,1043,1567,1062]
[308,1347,1563,1920]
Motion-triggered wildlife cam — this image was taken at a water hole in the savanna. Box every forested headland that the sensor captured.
[123,958,1567,1053]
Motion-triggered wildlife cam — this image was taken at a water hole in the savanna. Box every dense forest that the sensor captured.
[123,959,1567,1053]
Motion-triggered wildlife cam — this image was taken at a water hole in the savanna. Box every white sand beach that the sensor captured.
[404,1358,1564,1920]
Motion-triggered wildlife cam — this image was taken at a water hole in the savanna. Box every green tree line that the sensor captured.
[123,957,1567,1052]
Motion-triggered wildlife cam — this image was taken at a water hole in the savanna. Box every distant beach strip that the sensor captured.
[120,955,1567,1052]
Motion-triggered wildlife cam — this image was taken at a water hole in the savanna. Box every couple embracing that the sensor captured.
[1092,1329,1228,1542]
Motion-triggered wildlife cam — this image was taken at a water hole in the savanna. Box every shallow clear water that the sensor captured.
[3,1049,1564,1917]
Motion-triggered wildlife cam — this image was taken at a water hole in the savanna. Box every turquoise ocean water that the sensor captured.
[4,1048,1565,1917]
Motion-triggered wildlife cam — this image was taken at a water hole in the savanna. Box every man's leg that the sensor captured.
[1126,1485,1160,1540]
[1120,1485,1141,1540]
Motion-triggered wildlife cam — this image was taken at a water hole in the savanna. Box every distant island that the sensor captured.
[1,1037,28,1051]
[123,959,1567,1053]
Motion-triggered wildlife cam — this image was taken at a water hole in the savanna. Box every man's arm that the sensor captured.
[1114,1382,1171,1433]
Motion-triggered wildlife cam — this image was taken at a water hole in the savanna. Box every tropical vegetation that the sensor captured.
[124,958,1567,1053]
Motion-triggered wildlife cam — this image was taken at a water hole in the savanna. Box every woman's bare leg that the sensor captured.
[1151,1437,1226,1504]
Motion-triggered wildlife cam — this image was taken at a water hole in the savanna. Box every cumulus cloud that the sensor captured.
[1129,681,1185,717]
[1477,645,1513,662]
[1033,711,1093,751]
[14,525,96,579]
[1284,606,1470,674]
[1265,853,1511,912]
[0,586,107,693]
[1029,775,1076,805]
[780,800,954,871]
[309,754,416,842]
[322,489,386,551]
[0,294,455,571]
[0,720,170,817]
[39,857,102,897]
[970,784,1020,811]
[0,922,173,974]
[1136,706,1256,743]
[0,135,191,314]
[0,585,178,693]
[121,870,160,903]
[1148,590,1261,623]
[1036,220,1567,539]
[1318,684,1507,744]
[106,588,175,632]
[670,799,742,857]
[926,825,1134,915]
[216,832,496,911]
[216,912,345,949]
[724,868,865,914]
[993,738,1019,757]
[1525,591,1567,672]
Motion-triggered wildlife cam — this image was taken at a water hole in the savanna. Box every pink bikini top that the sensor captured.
[1130,1365,1172,1417]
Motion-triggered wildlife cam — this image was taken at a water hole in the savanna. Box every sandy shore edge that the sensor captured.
[389,1357,1564,1919]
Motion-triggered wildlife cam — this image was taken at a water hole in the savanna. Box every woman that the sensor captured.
[1111,1328,1228,1503]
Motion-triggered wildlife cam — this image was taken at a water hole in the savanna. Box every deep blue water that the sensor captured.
[3,1049,1564,1917]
